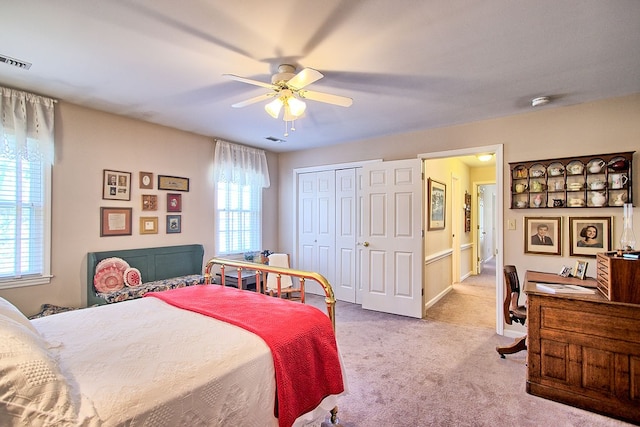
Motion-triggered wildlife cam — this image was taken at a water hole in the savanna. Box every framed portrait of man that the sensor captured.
[524,216,562,255]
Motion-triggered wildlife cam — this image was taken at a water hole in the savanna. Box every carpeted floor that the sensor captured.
[309,259,632,426]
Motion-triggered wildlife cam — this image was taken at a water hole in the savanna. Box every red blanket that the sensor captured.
[146,286,344,427]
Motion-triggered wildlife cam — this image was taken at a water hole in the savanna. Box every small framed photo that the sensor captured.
[139,216,158,234]
[102,169,131,200]
[524,216,562,255]
[559,265,572,277]
[141,194,158,211]
[166,215,181,234]
[100,207,132,237]
[158,175,189,192]
[569,216,612,257]
[167,193,182,212]
[139,172,154,189]
[428,178,446,230]
[573,260,589,279]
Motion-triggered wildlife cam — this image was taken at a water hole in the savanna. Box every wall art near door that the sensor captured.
[103,169,131,200]
[524,216,562,255]
[569,216,612,257]
[428,178,446,230]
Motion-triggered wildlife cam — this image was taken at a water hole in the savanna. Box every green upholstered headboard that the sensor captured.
[87,244,204,306]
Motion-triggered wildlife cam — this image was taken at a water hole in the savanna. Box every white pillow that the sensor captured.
[0,314,78,426]
[0,297,38,335]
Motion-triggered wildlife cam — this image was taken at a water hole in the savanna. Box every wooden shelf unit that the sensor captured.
[509,151,633,209]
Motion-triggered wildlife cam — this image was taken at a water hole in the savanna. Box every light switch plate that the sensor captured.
[507,219,516,230]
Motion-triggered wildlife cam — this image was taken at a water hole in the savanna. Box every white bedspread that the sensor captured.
[32,298,284,426]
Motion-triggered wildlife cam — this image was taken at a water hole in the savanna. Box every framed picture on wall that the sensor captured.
[139,172,154,189]
[139,216,158,234]
[141,194,158,211]
[102,169,131,200]
[524,216,562,255]
[100,207,132,237]
[167,193,182,212]
[569,216,612,257]
[166,215,181,233]
[428,178,446,230]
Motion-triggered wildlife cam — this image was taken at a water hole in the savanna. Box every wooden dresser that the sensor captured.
[524,271,640,424]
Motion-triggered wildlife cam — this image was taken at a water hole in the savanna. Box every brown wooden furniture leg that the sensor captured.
[496,335,527,358]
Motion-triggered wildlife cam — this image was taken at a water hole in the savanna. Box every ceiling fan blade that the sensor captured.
[231,93,274,108]
[223,74,276,90]
[286,68,324,91]
[298,89,353,107]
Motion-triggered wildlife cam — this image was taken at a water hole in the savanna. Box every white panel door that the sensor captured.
[361,159,423,318]
[335,168,357,303]
[297,171,335,295]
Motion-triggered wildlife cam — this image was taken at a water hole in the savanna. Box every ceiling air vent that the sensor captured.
[0,54,32,70]
[265,136,286,143]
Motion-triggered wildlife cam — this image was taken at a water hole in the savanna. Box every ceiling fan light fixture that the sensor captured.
[287,96,306,117]
[265,97,283,118]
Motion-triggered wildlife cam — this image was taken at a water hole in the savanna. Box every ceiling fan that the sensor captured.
[223,64,353,136]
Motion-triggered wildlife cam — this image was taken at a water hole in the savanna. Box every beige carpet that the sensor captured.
[308,260,632,427]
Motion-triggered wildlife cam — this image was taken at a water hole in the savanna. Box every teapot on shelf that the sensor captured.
[515,183,528,193]
[591,192,606,207]
[588,160,605,173]
[567,164,584,174]
[531,181,543,192]
[589,180,606,190]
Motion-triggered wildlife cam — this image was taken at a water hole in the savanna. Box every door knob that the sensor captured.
[363,241,370,247]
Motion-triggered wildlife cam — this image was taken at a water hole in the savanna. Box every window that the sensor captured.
[213,140,270,256]
[0,136,52,289]
[0,87,54,289]
[216,182,261,255]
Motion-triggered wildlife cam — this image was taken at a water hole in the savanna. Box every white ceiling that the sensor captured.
[1,1,639,153]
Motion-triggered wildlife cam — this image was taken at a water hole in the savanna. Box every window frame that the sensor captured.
[0,156,52,290]
[215,181,262,256]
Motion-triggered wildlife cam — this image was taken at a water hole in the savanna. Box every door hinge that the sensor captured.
[422,288,424,296]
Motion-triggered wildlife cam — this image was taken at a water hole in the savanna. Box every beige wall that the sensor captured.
[0,102,279,315]
[278,93,640,329]
[2,93,638,320]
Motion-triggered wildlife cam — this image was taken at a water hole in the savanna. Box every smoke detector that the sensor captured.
[531,96,550,107]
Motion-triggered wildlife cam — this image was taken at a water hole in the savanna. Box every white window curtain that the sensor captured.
[213,139,270,188]
[0,87,54,288]
[0,86,55,164]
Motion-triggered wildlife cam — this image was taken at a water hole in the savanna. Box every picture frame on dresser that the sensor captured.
[524,216,562,255]
[569,216,612,257]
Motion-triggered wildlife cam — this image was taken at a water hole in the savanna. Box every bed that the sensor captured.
[1,258,346,427]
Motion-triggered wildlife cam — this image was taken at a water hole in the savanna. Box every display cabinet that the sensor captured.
[509,152,633,209]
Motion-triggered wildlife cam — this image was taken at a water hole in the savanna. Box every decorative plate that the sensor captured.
[123,267,142,287]
[93,266,125,293]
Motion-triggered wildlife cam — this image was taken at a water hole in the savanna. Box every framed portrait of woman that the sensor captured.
[569,216,612,257]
